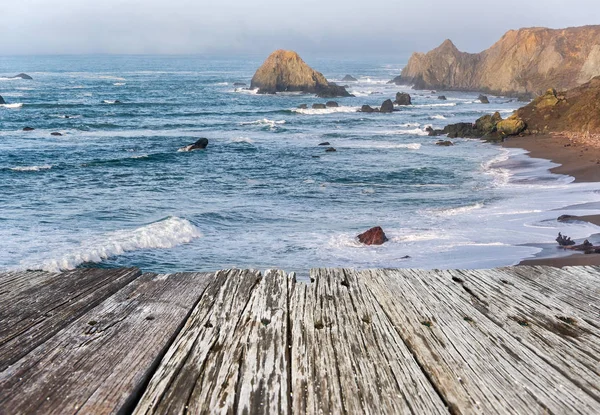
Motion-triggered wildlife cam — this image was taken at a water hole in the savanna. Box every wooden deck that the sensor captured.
[0,266,598,414]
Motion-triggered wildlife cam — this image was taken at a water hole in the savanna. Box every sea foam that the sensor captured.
[1,103,23,109]
[10,165,53,172]
[30,217,202,272]
[293,106,360,115]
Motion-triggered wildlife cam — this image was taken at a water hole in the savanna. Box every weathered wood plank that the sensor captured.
[0,270,58,301]
[0,271,213,415]
[361,268,600,414]
[0,268,142,371]
[134,269,290,415]
[289,268,448,414]
[438,268,600,403]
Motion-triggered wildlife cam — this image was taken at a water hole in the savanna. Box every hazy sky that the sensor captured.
[2,0,599,56]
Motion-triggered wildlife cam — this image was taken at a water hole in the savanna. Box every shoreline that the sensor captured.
[501,134,600,267]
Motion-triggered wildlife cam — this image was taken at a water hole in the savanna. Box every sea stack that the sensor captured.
[396,25,600,96]
[250,50,352,97]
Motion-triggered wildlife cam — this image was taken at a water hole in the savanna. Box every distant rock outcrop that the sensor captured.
[0,95,5,105]
[179,138,209,152]
[380,99,394,113]
[395,26,600,96]
[12,73,33,80]
[250,50,352,97]
[341,75,358,82]
[513,77,600,135]
[394,92,412,105]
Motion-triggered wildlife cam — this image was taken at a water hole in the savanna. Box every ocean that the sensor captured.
[1,55,600,275]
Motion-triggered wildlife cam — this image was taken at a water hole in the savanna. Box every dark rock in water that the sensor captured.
[115,100,122,104]
[64,115,71,119]
[360,105,377,113]
[316,83,354,98]
[51,132,63,136]
[23,127,35,131]
[12,73,33,80]
[438,95,447,100]
[312,103,327,109]
[326,101,339,107]
[556,232,576,246]
[180,137,209,152]
[436,140,454,146]
[444,122,477,138]
[387,75,403,85]
[401,255,411,259]
[357,226,388,245]
[478,94,490,104]
[318,142,330,146]
[557,215,579,222]
[233,82,246,86]
[394,92,412,105]
[325,147,337,152]
[341,75,358,82]
[297,104,308,109]
[0,95,5,104]
[380,99,394,113]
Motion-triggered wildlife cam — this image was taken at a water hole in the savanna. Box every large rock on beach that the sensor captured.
[357,226,388,245]
[394,92,412,105]
[12,73,33,80]
[397,25,600,96]
[250,50,352,97]
[380,99,394,113]
[180,138,209,152]
[496,118,526,136]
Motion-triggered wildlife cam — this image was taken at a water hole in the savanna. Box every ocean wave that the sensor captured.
[30,217,201,272]
[391,231,447,243]
[231,137,255,144]
[413,103,457,108]
[430,115,447,120]
[113,82,126,86]
[102,100,121,104]
[1,103,23,109]
[240,118,286,128]
[382,128,430,136]
[233,87,259,95]
[130,154,148,159]
[293,106,360,115]
[431,202,485,216]
[9,165,53,172]
[341,142,421,150]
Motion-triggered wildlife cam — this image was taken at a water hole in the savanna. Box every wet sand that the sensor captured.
[502,134,600,267]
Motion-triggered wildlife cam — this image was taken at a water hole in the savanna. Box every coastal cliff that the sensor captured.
[251,50,352,97]
[397,25,600,96]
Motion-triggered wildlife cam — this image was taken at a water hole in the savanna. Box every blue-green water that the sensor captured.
[1,55,599,274]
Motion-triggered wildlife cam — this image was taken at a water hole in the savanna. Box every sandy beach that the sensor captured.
[502,134,600,267]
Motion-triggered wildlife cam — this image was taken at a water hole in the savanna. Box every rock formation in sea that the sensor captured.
[12,73,33,80]
[250,50,352,97]
[0,95,5,104]
[394,92,412,105]
[357,227,388,245]
[179,138,209,152]
[428,111,525,141]
[395,26,600,96]
[380,99,394,113]
[341,75,358,82]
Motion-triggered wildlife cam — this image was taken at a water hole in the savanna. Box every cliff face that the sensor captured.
[399,26,600,96]
[251,50,351,97]
[514,77,600,135]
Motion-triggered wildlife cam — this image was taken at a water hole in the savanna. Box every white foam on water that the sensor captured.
[102,100,120,104]
[399,123,421,128]
[216,82,229,86]
[340,141,421,150]
[113,82,126,86]
[1,103,23,109]
[382,128,430,136]
[233,87,259,95]
[293,106,361,115]
[430,202,485,216]
[231,137,255,144]
[130,154,148,159]
[430,115,447,120]
[26,217,202,272]
[98,75,126,81]
[240,119,286,128]
[10,165,53,172]
[413,103,457,108]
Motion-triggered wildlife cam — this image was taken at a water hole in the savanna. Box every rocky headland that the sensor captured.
[250,50,352,97]
[393,25,600,97]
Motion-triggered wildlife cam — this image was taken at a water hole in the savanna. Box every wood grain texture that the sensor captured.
[134,269,291,415]
[0,271,212,415]
[361,268,600,414]
[0,268,141,371]
[290,268,448,415]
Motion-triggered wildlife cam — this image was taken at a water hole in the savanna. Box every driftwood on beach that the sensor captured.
[1,266,599,414]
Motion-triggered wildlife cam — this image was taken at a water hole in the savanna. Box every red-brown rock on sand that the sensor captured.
[357,227,388,245]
